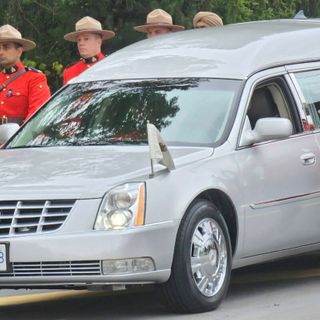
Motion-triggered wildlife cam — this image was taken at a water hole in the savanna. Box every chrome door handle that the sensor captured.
[300,153,316,165]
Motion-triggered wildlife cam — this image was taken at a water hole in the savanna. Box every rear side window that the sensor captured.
[294,70,320,130]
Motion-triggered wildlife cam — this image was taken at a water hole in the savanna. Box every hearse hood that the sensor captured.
[0,146,213,200]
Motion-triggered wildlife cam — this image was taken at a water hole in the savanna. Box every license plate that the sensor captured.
[0,243,8,272]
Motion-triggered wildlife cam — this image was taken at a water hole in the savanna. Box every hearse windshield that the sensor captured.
[6,78,241,148]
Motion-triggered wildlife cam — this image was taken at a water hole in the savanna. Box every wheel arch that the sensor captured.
[160,188,236,312]
[192,189,238,256]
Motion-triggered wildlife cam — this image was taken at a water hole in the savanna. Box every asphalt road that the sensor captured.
[0,252,319,319]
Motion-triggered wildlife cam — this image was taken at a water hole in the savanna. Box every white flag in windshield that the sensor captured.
[147,123,175,171]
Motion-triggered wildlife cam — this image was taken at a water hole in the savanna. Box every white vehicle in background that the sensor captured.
[1,19,320,313]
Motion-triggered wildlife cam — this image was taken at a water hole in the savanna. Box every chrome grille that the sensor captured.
[0,261,101,277]
[0,200,75,236]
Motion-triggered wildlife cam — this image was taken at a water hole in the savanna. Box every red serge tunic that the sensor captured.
[0,63,51,124]
[63,52,105,85]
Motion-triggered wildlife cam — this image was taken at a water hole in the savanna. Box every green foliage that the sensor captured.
[0,0,317,92]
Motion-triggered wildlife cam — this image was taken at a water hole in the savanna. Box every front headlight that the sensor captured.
[94,182,145,231]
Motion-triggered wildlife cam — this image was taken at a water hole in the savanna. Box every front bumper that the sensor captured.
[0,220,178,288]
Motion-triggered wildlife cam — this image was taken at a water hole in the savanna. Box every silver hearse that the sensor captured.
[1,19,320,313]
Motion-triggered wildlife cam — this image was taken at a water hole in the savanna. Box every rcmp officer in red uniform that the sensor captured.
[63,16,115,85]
[0,24,51,125]
[134,9,184,38]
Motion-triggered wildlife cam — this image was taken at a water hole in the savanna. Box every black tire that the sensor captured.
[159,199,232,313]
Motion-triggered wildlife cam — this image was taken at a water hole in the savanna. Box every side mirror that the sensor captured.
[0,123,19,145]
[240,117,293,146]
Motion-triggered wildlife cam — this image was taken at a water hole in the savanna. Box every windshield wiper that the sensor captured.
[4,144,49,149]
[5,139,149,149]
[80,139,148,146]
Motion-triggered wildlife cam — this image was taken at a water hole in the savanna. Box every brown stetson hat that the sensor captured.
[134,9,185,33]
[193,11,223,28]
[64,16,115,42]
[0,24,36,52]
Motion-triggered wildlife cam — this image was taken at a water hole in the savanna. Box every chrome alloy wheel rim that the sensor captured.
[190,218,228,297]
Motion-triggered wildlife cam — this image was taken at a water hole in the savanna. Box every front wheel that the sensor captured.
[160,200,232,313]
